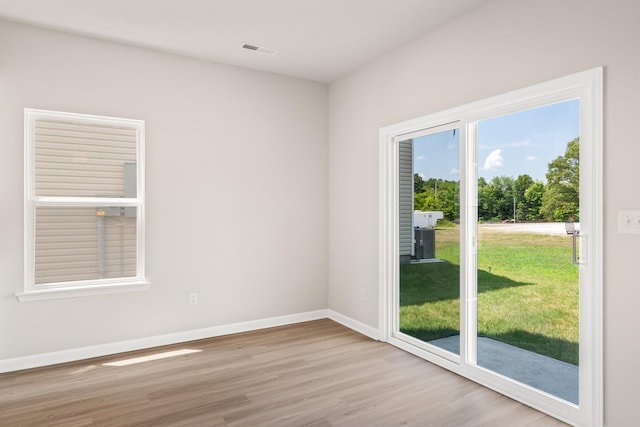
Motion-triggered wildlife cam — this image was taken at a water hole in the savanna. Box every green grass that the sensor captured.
[400,226,579,365]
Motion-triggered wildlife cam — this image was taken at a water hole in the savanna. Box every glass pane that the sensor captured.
[34,119,137,197]
[476,100,579,403]
[399,128,460,355]
[35,206,137,284]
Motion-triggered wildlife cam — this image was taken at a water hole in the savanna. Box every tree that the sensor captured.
[513,174,534,221]
[414,190,434,212]
[487,176,515,221]
[524,181,545,221]
[414,173,425,194]
[478,175,544,222]
[434,180,460,221]
[541,137,580,221]
[414,178,460,222]
[477,177,492,222]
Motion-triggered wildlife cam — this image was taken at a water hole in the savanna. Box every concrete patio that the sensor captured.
[429,335,579,404]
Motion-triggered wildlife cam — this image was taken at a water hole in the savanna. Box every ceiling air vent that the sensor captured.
[241,43,278,56]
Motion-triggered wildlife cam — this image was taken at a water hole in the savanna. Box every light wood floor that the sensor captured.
[0,319,567,426]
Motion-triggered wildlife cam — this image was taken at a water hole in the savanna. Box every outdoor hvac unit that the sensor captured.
[413,211,443,261]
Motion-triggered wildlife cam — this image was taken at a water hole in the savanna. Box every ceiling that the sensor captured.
[0,0,485,83]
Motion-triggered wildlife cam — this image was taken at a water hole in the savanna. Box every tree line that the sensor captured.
[414,137,579,223]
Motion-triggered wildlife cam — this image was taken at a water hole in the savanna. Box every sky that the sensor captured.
[413,99,580,183]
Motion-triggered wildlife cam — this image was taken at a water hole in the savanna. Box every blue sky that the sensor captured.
[413,99,580,183]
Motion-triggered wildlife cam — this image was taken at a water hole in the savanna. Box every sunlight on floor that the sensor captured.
[102,349,202,367]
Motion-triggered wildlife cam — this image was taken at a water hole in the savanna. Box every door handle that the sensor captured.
[571,231,580,265]
[565,222,583,265]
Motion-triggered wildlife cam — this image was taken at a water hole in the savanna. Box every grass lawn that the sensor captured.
[400,226,579,365]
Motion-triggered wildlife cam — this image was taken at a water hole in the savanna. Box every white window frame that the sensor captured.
[18,109,150,302]
[379,68,603,427]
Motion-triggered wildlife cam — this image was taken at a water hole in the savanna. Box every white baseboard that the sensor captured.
[327,309,381,340]
[0,309,328,373]
[0,309,381,373]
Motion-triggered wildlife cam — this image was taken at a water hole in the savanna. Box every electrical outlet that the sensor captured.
[359,287,366,301]
[189,292,198,306]
[618,210,640,234]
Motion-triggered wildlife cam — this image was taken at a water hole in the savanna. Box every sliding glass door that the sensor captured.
[380,69,602,426]
[397,127,461,357]
[474,101,580,404]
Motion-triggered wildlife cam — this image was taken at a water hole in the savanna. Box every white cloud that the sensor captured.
[418,172,426,179]
[416,155,425,160]
[482,149,503,170]
[526,155,537,161]
[449,168,459,175]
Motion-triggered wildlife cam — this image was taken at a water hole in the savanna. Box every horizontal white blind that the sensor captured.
[398,140,413,256]
[35,207,137,284]
[34,119,137,197]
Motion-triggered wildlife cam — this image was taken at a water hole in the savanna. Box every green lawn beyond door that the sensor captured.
[399,226,579,365]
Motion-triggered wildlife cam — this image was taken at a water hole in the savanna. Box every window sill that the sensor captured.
[16,281,151,302]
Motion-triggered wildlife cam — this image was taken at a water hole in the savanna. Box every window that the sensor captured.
[19,109,149,301]
[379,68,602,426]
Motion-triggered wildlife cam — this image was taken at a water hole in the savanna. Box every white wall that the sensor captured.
[328,0,639,425]
[0,20,328,359]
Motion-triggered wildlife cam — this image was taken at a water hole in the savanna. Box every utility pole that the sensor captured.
[512,182,517,223]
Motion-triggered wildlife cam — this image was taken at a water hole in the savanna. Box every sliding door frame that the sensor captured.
[378,68,603,427]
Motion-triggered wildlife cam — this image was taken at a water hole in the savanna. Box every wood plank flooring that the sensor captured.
[0,319,567,426]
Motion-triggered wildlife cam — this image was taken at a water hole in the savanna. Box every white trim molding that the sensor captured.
[15,281,151,302]
[0,310,328,373]
[327,310,381,341]
[22,108,148,300]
